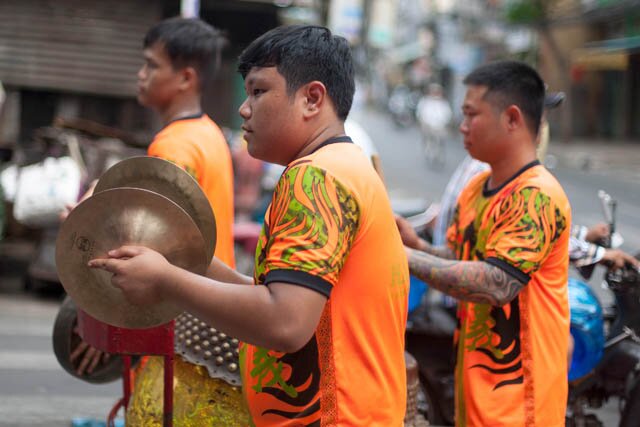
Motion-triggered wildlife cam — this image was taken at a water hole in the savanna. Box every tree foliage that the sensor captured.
[505,0,546,25]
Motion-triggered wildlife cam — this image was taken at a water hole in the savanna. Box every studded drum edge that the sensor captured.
[174,313,241,386]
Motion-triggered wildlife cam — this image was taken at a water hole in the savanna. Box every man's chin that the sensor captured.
[136,93,150,107]
[247,142,284,165]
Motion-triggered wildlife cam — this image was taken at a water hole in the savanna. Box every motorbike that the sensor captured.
[404,191,640,426]
[405,292,456,425]
[566,191,640,427]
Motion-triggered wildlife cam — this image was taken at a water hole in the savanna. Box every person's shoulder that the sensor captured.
[201,114,224,131]
[521,165,566,194]
[273,162,362,217]
[154,115,225,145]
[514,165,570,212]
[286,146,373,197]
[463,168,491,191]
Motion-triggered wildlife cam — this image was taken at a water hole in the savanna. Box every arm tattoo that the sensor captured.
[407,248,524,306]
[416,238,456,260]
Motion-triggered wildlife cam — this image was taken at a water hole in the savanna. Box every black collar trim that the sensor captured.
[482,160,541,197]
[165,112,204,127]
[309,135,353,155]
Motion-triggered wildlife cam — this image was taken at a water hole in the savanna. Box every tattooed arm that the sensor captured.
[407,248,525,306]
[395,215,456,259]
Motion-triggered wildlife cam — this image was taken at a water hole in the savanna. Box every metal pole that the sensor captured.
[181,0,200,18]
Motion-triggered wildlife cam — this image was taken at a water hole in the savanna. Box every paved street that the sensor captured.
[0,106,637,425]
[0,293,120,426]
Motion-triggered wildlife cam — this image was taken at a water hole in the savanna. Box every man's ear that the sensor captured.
[180,67,199,91]
[301,81,327,119]
[504,105,525,132]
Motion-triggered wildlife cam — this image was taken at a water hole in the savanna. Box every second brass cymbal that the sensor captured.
[94,156,216,263]
[56,187,208,329]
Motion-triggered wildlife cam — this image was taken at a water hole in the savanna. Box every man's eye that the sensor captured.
[253,89,264,96]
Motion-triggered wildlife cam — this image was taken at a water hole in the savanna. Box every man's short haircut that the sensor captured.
[237,25,355,121]
[463,61,545,135]
[144,17,226,82]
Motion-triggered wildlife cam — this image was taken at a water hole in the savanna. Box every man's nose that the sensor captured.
[459,119,468,134]
[238,98,250,119]
[137,66,146,81]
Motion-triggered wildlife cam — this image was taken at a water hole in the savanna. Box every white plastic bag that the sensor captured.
[13,157,82,227]
[0,164,18,202]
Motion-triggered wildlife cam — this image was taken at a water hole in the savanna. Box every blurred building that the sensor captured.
[0,0,321,155]
[528,0,640,140]
[333,0,526,122]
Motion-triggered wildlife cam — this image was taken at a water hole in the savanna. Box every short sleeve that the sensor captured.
[261,164,360,297]
[484,187,568,284]
[147,134,200,181]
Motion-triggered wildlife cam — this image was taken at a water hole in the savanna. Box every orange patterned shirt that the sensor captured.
[147,114,235,268]
[241,137,408,426]
[447,161,571,427]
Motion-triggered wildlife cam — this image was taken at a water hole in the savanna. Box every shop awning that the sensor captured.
[571,36,640,71]
[585,35,640,52]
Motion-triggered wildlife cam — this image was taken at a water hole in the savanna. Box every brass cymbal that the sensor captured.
[56,187,208,329]
[94,156,215,263]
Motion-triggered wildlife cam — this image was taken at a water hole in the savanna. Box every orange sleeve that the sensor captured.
[484,186,568,282]
[147,132,201,182]
[259,164,360,296]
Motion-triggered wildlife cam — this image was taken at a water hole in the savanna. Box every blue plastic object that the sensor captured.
[71,418,124,427]
[568,277,605,381]
[408,275,428,313]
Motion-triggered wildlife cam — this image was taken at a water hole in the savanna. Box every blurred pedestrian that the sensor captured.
[416,83,452,164]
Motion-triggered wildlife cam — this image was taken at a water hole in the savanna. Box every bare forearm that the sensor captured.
[206,257,253,285]
[407,248,523,306]
[162,267,317,352]
[414,238,456,260]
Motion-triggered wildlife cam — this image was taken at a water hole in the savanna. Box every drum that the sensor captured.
[568,278,605,381]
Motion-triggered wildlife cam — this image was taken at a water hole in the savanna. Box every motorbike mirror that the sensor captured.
[598,190,613,223]
[544,92,565,109]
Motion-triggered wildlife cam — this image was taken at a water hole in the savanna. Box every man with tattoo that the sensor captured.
[396,61,571,427]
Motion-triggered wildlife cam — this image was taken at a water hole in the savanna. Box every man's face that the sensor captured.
[137,42,182,111]
[238,67,302,165]
[459,85,508,163]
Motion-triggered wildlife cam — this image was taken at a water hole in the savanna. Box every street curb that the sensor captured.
[546,144,640,181]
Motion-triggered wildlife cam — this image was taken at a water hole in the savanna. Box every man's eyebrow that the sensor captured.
[247,74,266,84]
[245,76,261,88]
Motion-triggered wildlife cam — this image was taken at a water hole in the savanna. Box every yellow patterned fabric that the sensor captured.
[126,355,250,426]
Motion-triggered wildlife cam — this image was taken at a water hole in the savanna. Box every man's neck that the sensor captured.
[160,97,202,125]
[292,122,346,160]
[487,150,538,191]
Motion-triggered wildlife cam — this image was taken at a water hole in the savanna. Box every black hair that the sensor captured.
[237,25,355,121]
[463,60,545,135]
[144,17,226,83]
